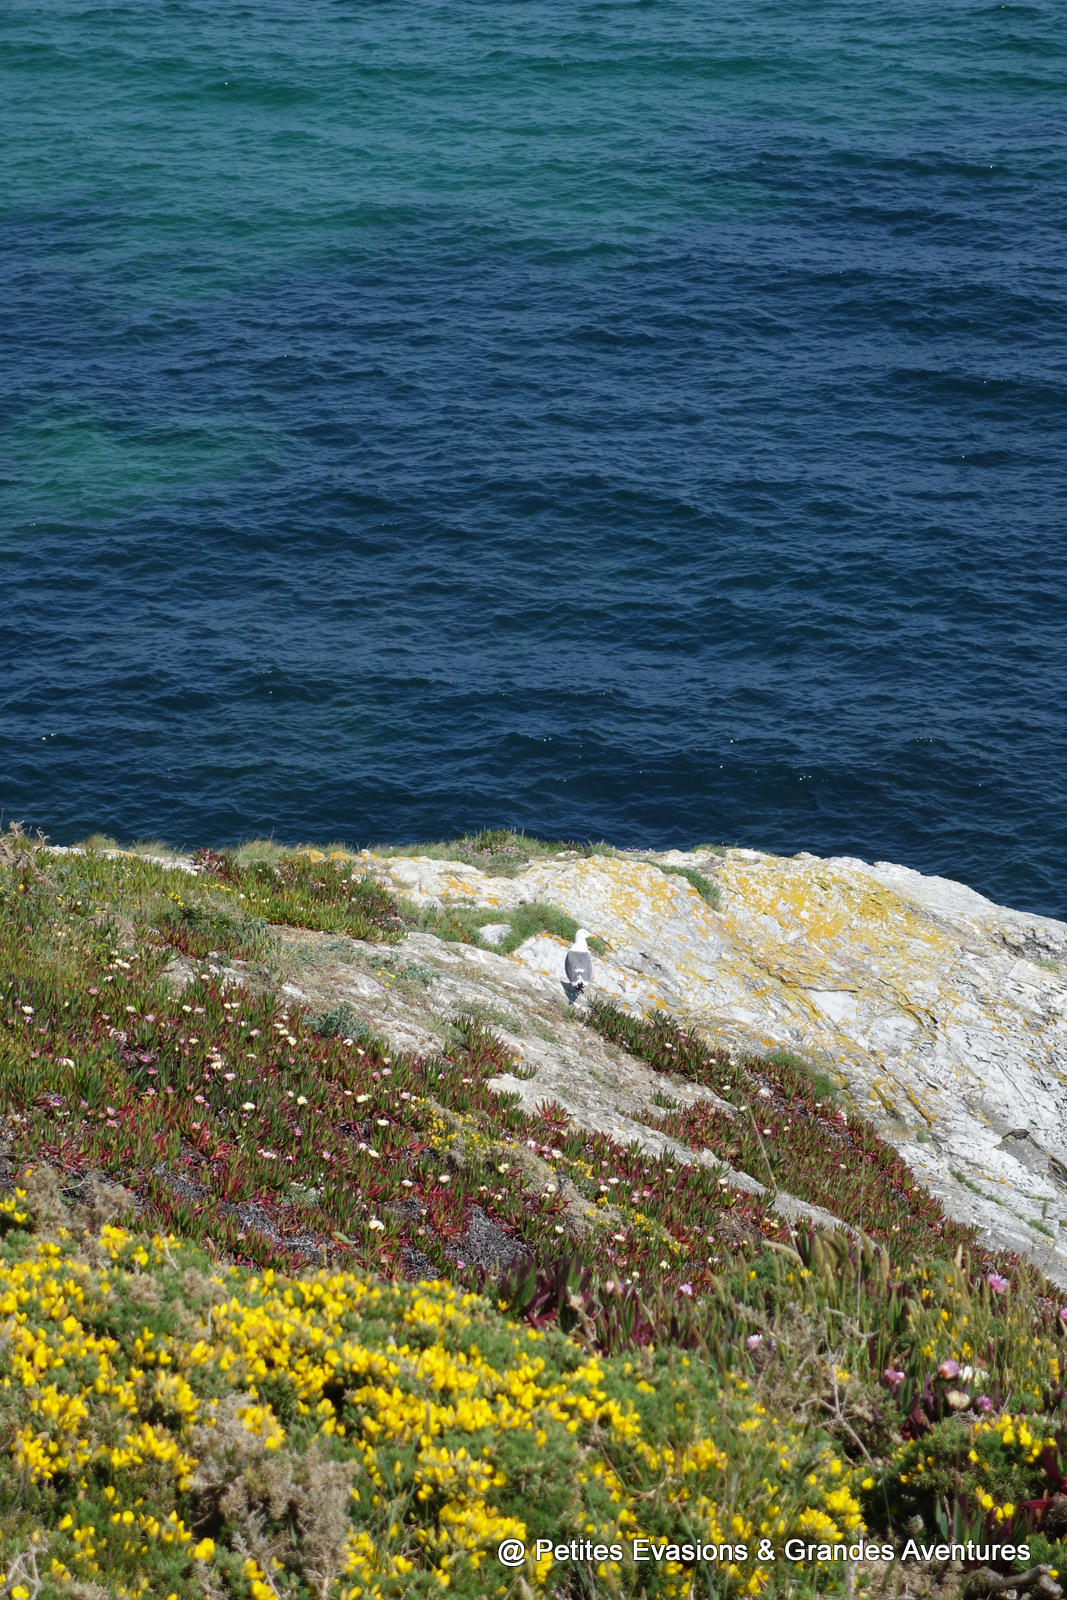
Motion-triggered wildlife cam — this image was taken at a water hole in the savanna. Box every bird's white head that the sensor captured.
[572,928,590,951]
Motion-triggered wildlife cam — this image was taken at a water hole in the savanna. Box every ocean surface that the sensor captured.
[2,1,1066,917]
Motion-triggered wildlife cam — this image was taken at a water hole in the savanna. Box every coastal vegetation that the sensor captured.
[639,862,722,910]
[372,830,618,880]
[2,829,1067,1598]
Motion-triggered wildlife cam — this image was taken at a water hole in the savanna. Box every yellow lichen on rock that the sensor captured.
[369,845,1067,1280]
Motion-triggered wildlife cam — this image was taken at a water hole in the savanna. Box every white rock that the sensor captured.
[355,845,1067,1280]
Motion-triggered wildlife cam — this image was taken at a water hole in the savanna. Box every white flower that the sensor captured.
[242,1102,255,1111]
[369,1219,385,1231]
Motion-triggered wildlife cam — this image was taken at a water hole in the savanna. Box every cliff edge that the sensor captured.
[298,845,1067,1281]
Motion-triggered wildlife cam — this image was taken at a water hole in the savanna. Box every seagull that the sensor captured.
[565,928,594,993]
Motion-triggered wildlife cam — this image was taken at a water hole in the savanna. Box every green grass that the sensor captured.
[415,899,608,956]
[65,828,616,880]
[193,849,402,942]
[374,828,606,878]
[69,834,186,860]
[951,1167,994,1200]
[642,860,722,910]
[764,1048,840,1104]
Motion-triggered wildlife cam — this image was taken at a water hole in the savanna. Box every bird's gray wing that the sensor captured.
[565,952,593,984]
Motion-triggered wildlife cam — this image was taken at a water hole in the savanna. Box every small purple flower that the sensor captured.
[746,1333,763,1350]
[987,1273,1010,1294]
[883,1367,906,1386]
[975,1395,993,1412]
[1059,1307,1067,1325]
[938,1358,960,1380]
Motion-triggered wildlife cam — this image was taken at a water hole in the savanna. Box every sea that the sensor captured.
[2,0,1065,917]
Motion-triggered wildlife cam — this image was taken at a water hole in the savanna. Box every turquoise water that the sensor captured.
[2,1,1066,914]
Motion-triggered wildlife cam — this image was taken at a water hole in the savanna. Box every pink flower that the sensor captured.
[938,1358,960,1380]
[679,1282,693,1297]
[884,1367,906,1386]
[975,1395,993,1412]
[746,1333,763,1350]
[987,1273,1010,1293]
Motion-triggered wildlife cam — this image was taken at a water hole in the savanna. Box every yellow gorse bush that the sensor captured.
[0,1215,864,1598]
[868,1398,1067,1552]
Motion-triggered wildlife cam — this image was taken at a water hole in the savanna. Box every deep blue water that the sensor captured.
[2,1,1066,916]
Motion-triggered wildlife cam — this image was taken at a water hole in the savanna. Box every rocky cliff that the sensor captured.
[277,844,1067,1281]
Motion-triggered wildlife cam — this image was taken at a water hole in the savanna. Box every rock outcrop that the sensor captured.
[109,838,1067,1279]
[290,846,1066,1282]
